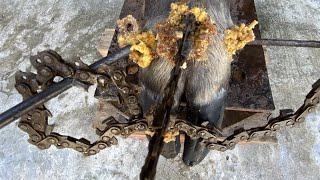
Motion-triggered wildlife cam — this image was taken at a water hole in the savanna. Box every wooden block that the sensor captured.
[97,28,115,57]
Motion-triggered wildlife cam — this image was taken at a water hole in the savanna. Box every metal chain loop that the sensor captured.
[15,50,320,155]
[15,50,146,155]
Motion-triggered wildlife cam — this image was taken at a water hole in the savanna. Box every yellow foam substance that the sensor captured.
[117,2,217,68]
[190,7,207,22]
[145,129,155,137]
[156,2,216,62]
[168,2,189,26]
[118,34,136,48]
[129,31,157,68]
[117,15,157,68]
[145,129,179,143]
[163,131,180,143]
[225,20,258,56]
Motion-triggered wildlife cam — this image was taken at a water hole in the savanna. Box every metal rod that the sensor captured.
[89,46,131,70]
[249,39,320,48]
[0,78,75,129]
[140,15,196,180]
[0,46,131,129]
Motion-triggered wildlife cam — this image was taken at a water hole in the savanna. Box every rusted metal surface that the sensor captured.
[227,0,275,111]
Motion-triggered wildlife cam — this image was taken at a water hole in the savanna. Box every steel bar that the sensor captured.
[249,39,320,48]
[140,15,196,180]
[89,45,131,70]
[0,47,131,129]
[0,78,75,129]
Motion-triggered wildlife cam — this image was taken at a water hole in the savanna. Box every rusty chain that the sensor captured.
[15,50,320,155]
[15,50,142,155]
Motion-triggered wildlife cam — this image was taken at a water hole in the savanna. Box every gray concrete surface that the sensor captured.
[0,0,319,179]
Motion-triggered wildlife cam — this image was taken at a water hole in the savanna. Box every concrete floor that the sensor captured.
[0,0,319,179]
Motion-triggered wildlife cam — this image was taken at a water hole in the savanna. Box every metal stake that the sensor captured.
[249,39,320,48]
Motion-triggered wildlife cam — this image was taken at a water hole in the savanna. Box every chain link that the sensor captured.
[15,50,320,155]
[15,50,146,155]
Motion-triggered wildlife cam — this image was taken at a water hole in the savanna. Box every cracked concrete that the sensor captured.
[0,0,319,179]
